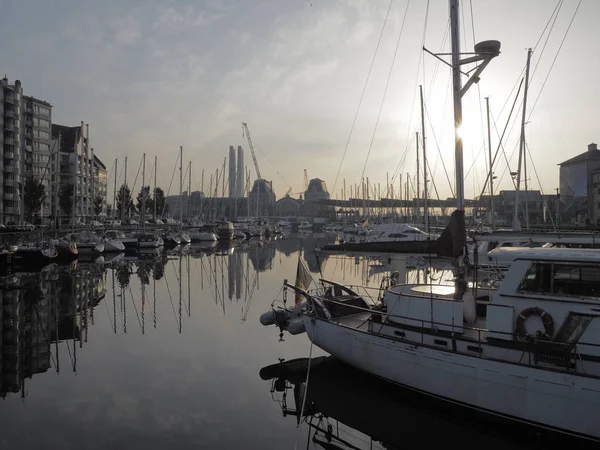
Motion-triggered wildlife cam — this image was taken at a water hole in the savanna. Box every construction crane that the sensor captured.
[241,122,261,179]
[304,169,308,190]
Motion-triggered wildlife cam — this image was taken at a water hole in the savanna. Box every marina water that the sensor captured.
[0,234,581,449]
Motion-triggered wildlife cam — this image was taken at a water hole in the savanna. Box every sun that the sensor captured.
[455,118,480,142]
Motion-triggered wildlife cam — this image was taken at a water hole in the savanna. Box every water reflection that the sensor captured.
[260,357,595,450]
[0,263,105,398]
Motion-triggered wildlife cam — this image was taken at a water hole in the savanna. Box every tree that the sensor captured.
[23,177,46,222]
[153,187,166,218]
[59,183,74,221]
[93,196,104,217]
[136,186,151,220]
[106,204,113,218]
[116,184,133,219]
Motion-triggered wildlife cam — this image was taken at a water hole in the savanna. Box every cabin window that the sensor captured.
[388,233,408,238]
[553,264,600,297]
[518,263,551,294]
[518,262,600,298]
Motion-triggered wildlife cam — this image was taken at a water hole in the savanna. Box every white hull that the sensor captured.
[189,232,217,242]
[103,240,125,252]
[305,317,600,440]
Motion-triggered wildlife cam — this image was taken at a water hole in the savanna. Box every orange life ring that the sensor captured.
[516,307,554,340]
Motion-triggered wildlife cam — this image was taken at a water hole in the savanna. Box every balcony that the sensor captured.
[3,193,15,200]
[3,94,16,105]
[3,110,15,119]
[4,165,17,173]
[4,123,16,132]
[3,137,15,146]
[4,179,18,187]
[4,151,15,159]
[4,207,19,215]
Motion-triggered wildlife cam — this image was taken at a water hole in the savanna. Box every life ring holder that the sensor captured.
[516,307,554,341]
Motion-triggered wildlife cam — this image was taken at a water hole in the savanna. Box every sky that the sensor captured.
[1,0,597,202]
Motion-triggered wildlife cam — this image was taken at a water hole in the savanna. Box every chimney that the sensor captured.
[588,143,598,152]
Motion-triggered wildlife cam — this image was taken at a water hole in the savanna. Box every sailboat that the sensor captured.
[260,0,600,442]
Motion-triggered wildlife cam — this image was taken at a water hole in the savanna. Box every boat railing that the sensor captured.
[306,296,600,374]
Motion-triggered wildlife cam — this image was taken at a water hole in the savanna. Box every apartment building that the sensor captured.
[51,122,94,222]
[0,77,23,225]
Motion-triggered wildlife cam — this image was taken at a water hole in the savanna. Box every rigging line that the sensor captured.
[164,263,180,327]
[492,121,520,190]
[532,0,563,53]
[421,0,430,95]
[331,0,394,195]
[130,156,143,194]
[128,286,143,331]
[162,150,180,217]
[529,0,563,84]
[359,0,411,181]
[293,334,316,450]
[424,105,454,197]
[525,140,557,229]
[478,78,524,199]
[528,0,582,120]
[390,17,449,186]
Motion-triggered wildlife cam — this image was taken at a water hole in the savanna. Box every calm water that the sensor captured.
[0,234,581,449]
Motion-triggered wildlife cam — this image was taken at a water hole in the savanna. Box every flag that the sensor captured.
[295,255,312,305]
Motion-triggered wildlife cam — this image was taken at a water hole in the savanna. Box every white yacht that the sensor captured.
[261,1,600,442]
[361,223,438,243]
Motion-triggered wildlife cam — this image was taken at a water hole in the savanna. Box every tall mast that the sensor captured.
[201,168,205,220]
[179,146,183,224]
[153,155,157,221]
[188,161,192,219]
[486,97,494,229]
[420,85,429,231]
[122,156,127,223]
[450,0,464,212]
[113,158,118,220]
[416,131,420,225]
[141,153,146,228]
[447,0,499,323]
[514,48,532,230]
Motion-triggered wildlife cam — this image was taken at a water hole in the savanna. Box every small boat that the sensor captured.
[61,232,105,254]
[188,228,218,242]
[216,221,234,241]
[13,243,58,268]
[133,232,164,248]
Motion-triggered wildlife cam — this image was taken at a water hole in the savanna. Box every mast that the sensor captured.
[416,131,420,225]
[420,85,429,231]
[141,153,146,228]
[201,168,205,220]
[179,146,183,224]
[122,156,127,223]
[153,155,157,221]
[188,161,192,219]
[446,0,499,323]
[514,48,532,230]
[450,0,464,212]
[486,97,495,229]
[113,158,118,220]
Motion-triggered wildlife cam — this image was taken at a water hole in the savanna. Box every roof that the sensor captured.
[488,247,600,263]
[558,149,600,166]
[93,154,106,170]
[52,124,80,153]
[22,95,52,107]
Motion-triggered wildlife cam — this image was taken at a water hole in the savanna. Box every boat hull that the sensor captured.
[305,317,600,441]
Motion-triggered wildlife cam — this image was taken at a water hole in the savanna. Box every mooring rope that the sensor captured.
[293,323,316,450]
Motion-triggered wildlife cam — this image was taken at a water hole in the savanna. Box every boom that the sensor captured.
[241,122,261,179]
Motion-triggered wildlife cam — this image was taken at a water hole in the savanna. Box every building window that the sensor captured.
[33,129,50,139]
[33,105,50,116]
